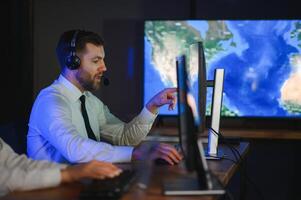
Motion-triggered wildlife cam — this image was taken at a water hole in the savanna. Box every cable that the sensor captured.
[209,128,241,163]
[209,128,265,200]
[209,128,243,164]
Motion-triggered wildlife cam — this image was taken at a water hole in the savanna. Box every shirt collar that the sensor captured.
[57,74,88,102]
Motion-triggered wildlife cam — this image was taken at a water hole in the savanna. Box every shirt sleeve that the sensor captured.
[99,104,158,146]
[1,139,68,170]
[0,166,61,196]
[0,139,64,196]
[31,93,134,163]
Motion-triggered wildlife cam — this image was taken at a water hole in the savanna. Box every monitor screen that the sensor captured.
[144,20,301,118]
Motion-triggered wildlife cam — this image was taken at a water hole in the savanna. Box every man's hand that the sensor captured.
[61,160,122,183]
[132,143,183,165]
[146,88,177,114]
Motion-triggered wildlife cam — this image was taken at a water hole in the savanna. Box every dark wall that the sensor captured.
[0,0,32,153]
[0,0,33,124]
[226,139,301,200]
[196,0,298,19]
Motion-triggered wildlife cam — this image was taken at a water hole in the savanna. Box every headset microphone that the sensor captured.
[102,76,110,86]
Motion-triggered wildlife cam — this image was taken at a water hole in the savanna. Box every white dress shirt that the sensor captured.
[27,75,157,164]
[0,138,67,196]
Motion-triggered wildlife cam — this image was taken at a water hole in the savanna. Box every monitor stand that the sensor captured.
[206,69,225,159]
[205,148,224,160]
[162,174,224,196]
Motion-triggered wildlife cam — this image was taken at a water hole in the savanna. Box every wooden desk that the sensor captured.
[150,126,301,140]
[1,142,249,200]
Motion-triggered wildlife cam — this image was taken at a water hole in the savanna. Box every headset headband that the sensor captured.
[70,30,79,55]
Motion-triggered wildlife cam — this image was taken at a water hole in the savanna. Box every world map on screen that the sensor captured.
[144,20,301,117]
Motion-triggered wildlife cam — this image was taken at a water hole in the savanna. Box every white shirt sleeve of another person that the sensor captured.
[0,138,67,196]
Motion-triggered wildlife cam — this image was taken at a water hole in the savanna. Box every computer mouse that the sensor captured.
[154,158,181,165]
[154,158,170,165]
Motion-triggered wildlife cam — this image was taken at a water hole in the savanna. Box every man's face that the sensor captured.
[75,43,106,91]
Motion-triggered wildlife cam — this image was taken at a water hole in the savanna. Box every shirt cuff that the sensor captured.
[39,168,62,188]
[112,146,134,163]
[138,107,157,124]
[57,164,68,170]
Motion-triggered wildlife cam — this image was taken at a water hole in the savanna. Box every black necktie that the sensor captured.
[79,95,97,141]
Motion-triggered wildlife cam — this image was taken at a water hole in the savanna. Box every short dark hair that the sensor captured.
[56,30,104,69]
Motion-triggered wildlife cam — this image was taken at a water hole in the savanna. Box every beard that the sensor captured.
[75,68,101,91]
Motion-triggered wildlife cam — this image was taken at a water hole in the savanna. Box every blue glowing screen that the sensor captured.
[144,20,301,117]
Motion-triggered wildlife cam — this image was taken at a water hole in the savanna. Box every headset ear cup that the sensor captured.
[73,55,81,68]
[65,55,81,70]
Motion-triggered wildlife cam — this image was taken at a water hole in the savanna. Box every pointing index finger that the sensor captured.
[164,88,177,93]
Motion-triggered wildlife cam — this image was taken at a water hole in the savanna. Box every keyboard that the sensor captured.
[80,169,136,200]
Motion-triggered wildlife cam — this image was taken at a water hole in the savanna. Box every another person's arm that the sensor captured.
[0,165,62,196]
[61,160,121,183]
[0,161,121,196]
[0,139,121,196]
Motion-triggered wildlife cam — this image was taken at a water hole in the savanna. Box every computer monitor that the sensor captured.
[162,55,224,195]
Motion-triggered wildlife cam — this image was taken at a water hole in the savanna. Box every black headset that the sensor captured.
[65,30,81,70]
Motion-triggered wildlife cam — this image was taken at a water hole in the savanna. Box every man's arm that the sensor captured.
[99,88,177,146]
[100,106,157,146]
[146,88,177,114]
[131,142,183,165]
